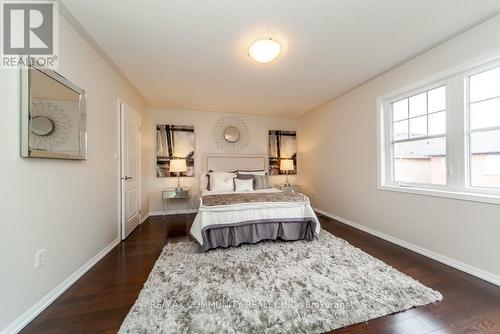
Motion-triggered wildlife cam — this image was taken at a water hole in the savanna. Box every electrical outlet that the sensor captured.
[35,249,46,268]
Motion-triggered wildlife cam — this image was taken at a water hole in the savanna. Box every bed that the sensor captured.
[189,154,320,251]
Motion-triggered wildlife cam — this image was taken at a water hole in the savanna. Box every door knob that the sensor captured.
[122,176,133,180]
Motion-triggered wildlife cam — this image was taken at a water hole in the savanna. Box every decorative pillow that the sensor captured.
[237,169,267,176]
[234,173,254,189]
[210,172,236,192]
[253,174,271,190]
[234,178,254,192]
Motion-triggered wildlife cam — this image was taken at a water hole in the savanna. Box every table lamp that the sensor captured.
[170,159,187,192]
[280,159,294,187]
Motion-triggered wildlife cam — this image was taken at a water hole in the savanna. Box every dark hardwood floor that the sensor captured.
[21,214,500,334]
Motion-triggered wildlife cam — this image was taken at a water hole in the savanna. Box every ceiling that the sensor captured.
[61,0,500,116]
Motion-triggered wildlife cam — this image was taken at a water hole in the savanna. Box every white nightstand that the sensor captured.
[162,188,191,216]
[274,185,301,192]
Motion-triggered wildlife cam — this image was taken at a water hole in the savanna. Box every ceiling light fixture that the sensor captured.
[248,37,281,63]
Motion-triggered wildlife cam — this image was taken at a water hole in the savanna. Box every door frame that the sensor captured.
[117,98,142,240]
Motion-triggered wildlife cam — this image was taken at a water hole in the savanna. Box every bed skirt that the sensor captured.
[196,218,318,251]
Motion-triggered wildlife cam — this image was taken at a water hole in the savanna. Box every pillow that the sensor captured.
[234,173,254,189]
[206,170,240,190]
[205,170,214,190]
[210,172,236,192]
[253,174,271,190]
[234,178,254,192]
[237,169,267,176]
[235,174,254,180]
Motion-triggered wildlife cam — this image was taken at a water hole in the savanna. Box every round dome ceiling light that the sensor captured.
[248,37,281,63]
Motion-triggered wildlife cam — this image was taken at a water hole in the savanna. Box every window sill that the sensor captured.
[378,184,500,205]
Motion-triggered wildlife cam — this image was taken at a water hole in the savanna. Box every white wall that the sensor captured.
[299,15,500,281]
[0,16,149,332]
[147,108,298,213]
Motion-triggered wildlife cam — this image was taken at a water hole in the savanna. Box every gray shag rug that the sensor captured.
[119,232,442,334]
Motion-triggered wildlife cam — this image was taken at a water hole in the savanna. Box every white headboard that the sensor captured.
[201,154,267,190]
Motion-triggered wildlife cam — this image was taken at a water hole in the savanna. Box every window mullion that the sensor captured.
[446,75,465,191]
[469,125,500,133]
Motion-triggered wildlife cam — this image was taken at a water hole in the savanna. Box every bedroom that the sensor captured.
[1,1,500,333]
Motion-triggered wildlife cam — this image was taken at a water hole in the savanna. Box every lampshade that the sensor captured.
[248,38,281,63]
[280,159,294,171]
[170,159,187,173]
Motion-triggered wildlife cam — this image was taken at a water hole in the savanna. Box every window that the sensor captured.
[391,86,447,186]
[485,154,500,176]
[379,60,500,204]
[467,67,500,189]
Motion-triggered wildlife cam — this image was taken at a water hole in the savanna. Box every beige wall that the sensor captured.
[299,15,500,281]
[0,16,149,331]
[147,108,298,213]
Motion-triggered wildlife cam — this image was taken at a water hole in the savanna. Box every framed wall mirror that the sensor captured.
[21,64,87,160]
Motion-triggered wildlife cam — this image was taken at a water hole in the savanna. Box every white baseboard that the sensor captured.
[140,214,150,223]
[314,208,500,287]
[1,239,121,334]
[149,209,198,217]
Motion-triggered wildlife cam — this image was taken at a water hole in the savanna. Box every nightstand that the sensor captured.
[274,185,301,192]
[162,188,191,216]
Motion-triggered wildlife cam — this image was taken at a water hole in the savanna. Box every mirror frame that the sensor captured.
[21,64,87,160]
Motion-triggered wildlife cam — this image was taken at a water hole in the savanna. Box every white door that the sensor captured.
[120,103,141,240]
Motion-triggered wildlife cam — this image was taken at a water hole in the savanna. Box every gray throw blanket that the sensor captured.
[201,191,309,207]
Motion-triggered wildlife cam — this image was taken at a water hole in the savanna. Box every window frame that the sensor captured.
[464,62,500,194]
[389,82,449,189]
[378,56,500,205]
[381,79,451,192]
